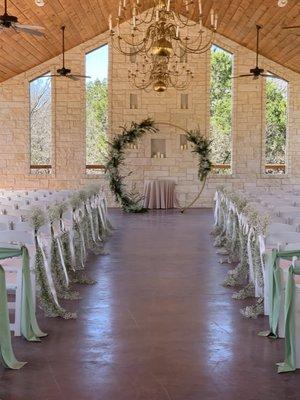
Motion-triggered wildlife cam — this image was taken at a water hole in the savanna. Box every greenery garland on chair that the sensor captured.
[105,119,213,213]
[27,207,76,319]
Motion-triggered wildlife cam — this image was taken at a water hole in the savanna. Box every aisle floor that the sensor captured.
[0,209,299,400]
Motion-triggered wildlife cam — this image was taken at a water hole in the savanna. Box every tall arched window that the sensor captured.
[85,44,109,174]
[29,73,52,174]
[210,45,233,174]
[265,75,288,174]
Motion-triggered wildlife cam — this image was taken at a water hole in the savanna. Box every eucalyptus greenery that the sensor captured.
[106,118,158,213]
[106,119,213,213]
[185,130,212,181]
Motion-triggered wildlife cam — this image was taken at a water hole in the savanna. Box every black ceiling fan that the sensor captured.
[231,25,279,80]
[0,0,44,36]
[49,26,90,81]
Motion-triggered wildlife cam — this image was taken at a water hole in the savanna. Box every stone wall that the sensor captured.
[0,20,300,207]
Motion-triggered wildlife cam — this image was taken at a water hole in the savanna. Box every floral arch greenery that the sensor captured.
[105,118,212,213]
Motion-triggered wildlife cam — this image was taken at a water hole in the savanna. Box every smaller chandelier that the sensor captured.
[108,0,218,59]
[128,54,193,92]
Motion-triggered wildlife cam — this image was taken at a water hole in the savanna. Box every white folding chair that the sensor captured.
[0,231,36,336]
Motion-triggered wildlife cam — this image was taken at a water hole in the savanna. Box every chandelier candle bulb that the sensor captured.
[198,0,202,15]
[118,2,122,17]
[167,0,170,12]
[210,9,214,26]
[176,26,179,38]
[214,14,218,30]
[108,14,112,31]
[155,9,159,22]
[123,0,126,8]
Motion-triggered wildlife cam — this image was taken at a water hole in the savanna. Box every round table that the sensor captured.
[143,180,178,209]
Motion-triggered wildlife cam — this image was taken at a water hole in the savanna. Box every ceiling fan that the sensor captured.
[49,26,90,81]
[0,0,44,36]
[231,25,279,80]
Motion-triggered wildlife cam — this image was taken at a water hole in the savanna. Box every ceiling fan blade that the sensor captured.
[66,75,79,81]
[13,24,44,37]
[68,74,91,80]
[260,73,281,79]
[14,23,45,31]
[231,74,253,79]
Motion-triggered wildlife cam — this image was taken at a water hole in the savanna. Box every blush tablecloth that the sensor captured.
[143,180,178,209]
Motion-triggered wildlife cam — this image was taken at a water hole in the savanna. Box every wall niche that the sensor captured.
[180,134,188,150]
[151,139,166,158]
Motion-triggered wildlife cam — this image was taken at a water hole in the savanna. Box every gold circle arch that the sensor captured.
[153,121,208,213]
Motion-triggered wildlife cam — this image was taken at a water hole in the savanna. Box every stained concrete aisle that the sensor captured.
[0,209,299,400]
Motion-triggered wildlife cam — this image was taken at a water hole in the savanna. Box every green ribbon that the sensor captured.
[277,265,300,373]
[0,246,47,370]
[259,249,300,339]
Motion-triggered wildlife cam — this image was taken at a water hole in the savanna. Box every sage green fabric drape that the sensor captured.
[277,265,300,373]
[20,247,47,341]
[0,264,26,369]
[0,246,47,370]
[259,249,300,338]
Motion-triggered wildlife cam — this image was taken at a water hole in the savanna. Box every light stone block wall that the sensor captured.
[0,22,299,207]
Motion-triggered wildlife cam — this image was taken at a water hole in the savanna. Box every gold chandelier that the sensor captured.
[108,0,218,58]
[109,0,216,92]
[128,54,193,92]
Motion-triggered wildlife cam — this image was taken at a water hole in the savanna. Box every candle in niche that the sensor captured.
[160,153,164,158]
[153,154,157,158]
[157,152,161,158]
[180,144,184,150]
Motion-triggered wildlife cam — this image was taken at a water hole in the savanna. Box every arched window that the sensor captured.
[85,44,109,174]
[29,73,52,174]
[210,45,233,174]
[265,75,288,174]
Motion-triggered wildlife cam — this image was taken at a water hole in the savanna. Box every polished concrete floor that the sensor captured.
[0,209,300,399]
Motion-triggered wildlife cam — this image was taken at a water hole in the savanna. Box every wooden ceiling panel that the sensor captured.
[0,0,298,82]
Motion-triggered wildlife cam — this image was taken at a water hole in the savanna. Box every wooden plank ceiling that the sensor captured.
[0,0,299,82]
